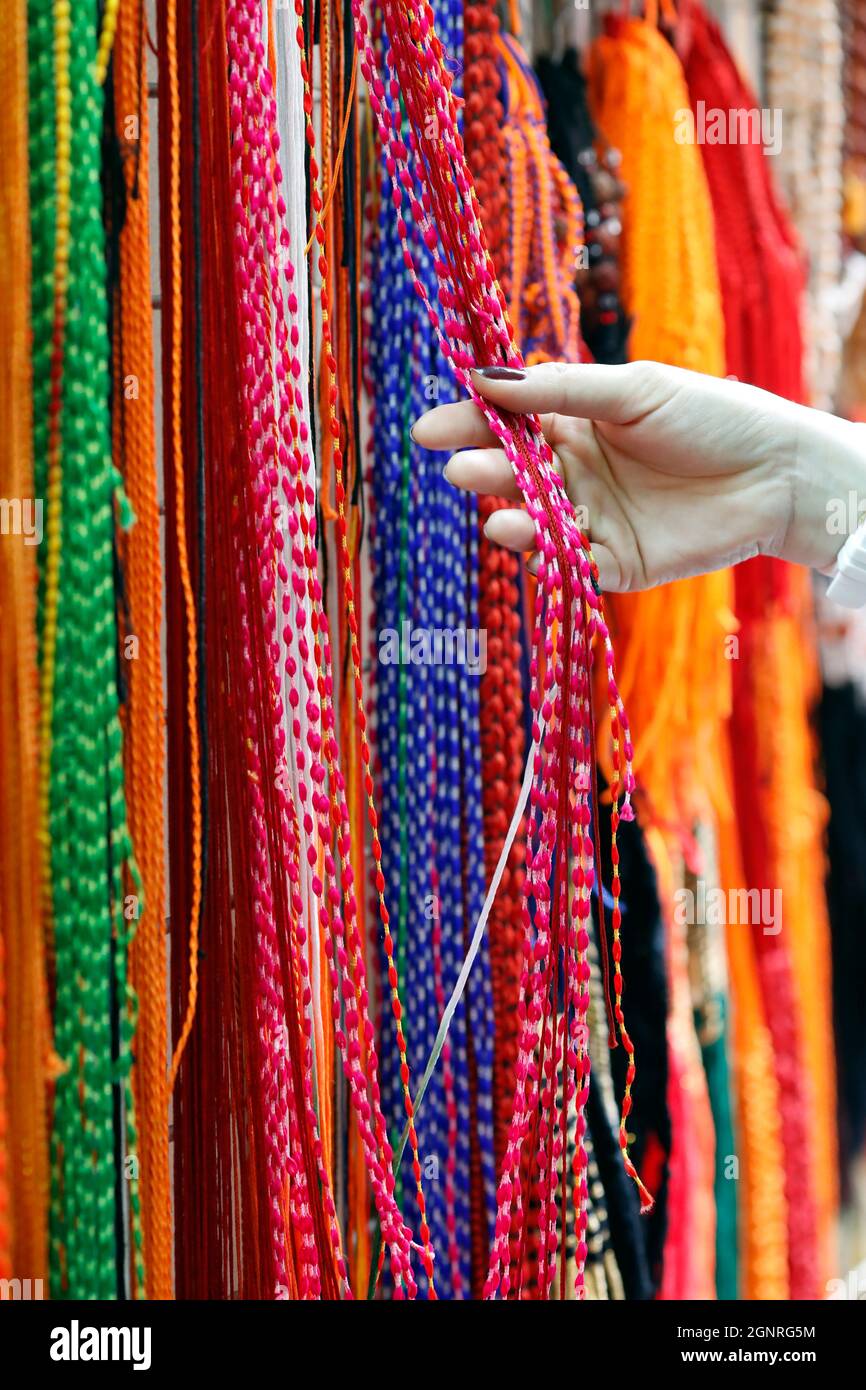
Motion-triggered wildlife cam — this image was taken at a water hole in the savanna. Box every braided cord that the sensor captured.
[0,0,52,1282]
[165,0,203,1095]
[113,0,172,1298]
[29,0,143,1299]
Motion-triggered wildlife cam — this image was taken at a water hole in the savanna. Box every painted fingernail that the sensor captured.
[472,366,527,381]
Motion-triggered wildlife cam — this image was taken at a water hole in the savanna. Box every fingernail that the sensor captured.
[409,421,419,442]
[472,366,527,381]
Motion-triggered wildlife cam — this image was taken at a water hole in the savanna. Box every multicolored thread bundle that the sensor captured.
[0,0,862,1304]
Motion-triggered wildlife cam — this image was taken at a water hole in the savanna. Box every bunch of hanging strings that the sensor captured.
[583,0,837,1300]
[587,3,731,836]
[463,0,528,1215]
[163,0,439,1300]
[681,0,837,1298]
[109,0,172,1300]
[0,0,51,1290]
[586,2,729,1300]
[489,14,610,1296]
[25,0,143,1300]
[314,0,373,1299]
[352,0,652,1301]
[0,0,170,1301]
[365,0,498,1300]
[497,30,584,366]
[161,0,270,1301]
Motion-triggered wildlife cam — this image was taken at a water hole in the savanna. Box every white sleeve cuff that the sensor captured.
[826,521,866,607]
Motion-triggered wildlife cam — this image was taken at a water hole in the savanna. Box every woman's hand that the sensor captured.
[411,361,866,592]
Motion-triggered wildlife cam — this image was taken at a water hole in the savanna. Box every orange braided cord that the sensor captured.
[114,0,172,1299]
[588,18,732,836]
[0,0,52,1284]
[0,912,7,1276]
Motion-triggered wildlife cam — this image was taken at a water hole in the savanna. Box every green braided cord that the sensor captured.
[29,0,145,1299]
[696,997,739,1301]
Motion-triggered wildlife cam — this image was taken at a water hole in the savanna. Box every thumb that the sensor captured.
[470,360,672,425]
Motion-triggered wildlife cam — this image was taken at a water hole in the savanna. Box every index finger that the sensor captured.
[412,397,559,453]
[470,361,673,423]
[411,399,500,452]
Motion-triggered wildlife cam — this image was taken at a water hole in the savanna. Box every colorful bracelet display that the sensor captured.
[0,0,859,1301]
